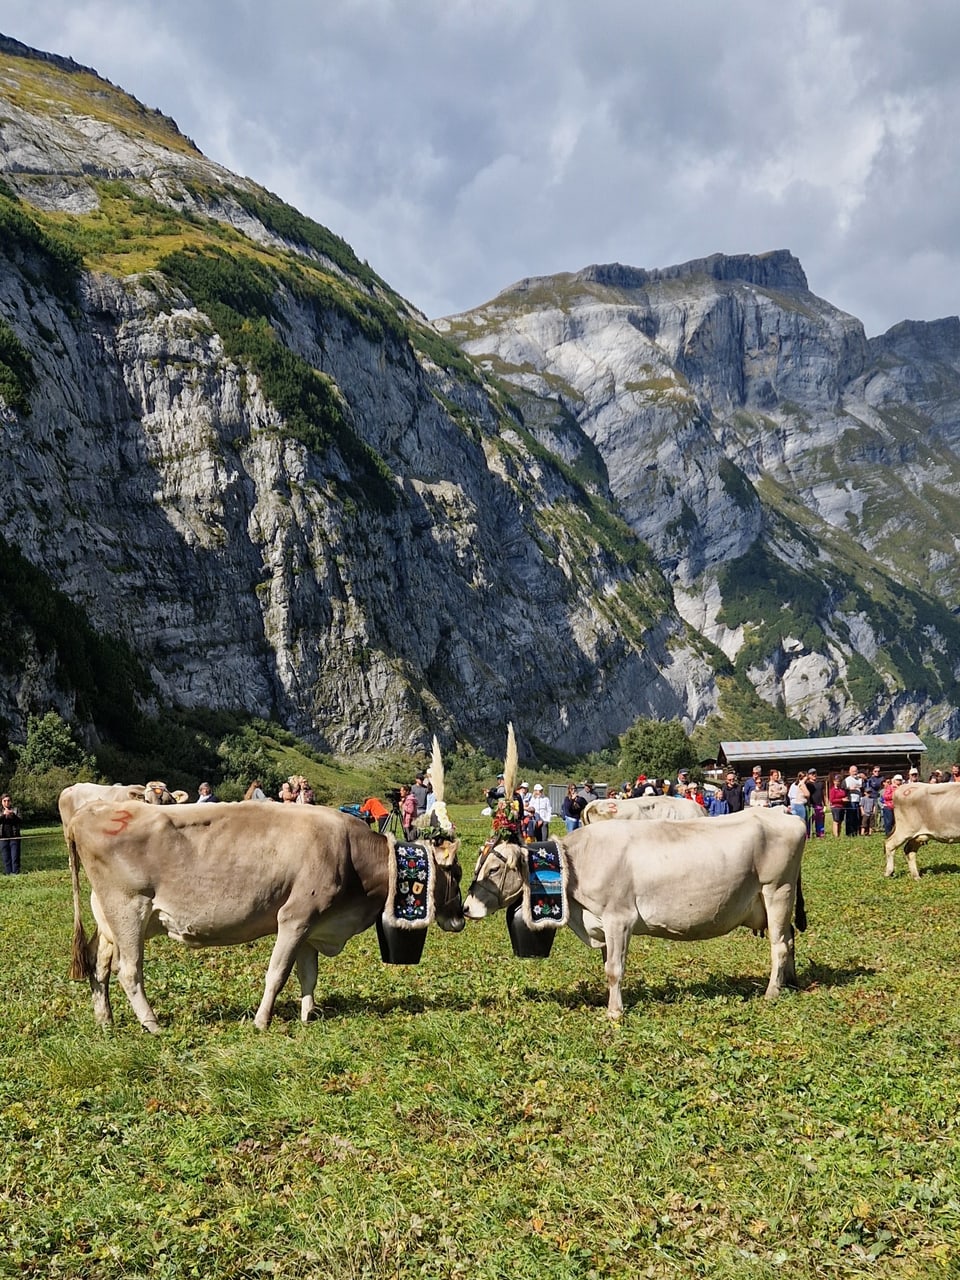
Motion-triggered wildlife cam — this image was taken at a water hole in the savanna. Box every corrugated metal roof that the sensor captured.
[720,733,926,763]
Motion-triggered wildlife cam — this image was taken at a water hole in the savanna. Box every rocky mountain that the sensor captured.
[439,255,960,740]
[1,34,958,762]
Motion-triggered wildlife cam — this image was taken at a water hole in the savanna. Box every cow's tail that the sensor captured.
[794,872,807,933]
[68,831,92,981]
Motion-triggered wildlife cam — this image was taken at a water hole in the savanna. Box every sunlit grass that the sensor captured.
[2,817,959,1275]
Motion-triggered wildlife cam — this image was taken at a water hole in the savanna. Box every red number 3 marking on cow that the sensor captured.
[104,808,134,836]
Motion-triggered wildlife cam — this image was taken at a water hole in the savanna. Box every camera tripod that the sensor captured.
[382,804,407,839]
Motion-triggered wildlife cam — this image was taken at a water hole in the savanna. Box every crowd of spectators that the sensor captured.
[709,761,960,839]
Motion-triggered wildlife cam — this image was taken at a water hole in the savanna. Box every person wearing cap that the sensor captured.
[410,774,428,816]
[530,783,553,841]
[486,773,507,805]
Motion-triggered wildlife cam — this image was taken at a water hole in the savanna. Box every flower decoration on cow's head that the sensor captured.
[415,799,457,844]
[491,797,521,837]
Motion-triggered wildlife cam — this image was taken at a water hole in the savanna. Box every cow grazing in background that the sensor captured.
[581,794,703,824]
[67,801,464,1031]
[885,781,960,878]
[464,810,807,1019]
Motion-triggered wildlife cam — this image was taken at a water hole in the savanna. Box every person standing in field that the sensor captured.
[530,783,553,840]
[399,784,417,838]
[766,768,788,808]
[788,772,811,833]
[842,765,863,837]
[562,783,585,831]
[805,769,826,837]
[0,794,22,874]
[880,775,900,838]
[828,774,847,838]
[861,765,883,835]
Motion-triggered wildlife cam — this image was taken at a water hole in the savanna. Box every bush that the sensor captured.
[618,718,695,782]
[8,763,98,821]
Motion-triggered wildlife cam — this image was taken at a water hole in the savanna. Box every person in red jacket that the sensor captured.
[828,774,847,838]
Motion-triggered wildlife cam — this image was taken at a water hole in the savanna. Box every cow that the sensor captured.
[885,780,960,879]
[463,810,807,1019]
[581,794,703,824]
[58,782,147,834]
[67,800,464,1031]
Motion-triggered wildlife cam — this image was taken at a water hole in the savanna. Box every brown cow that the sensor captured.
[68,800,464,1030]
[885,780,960,878]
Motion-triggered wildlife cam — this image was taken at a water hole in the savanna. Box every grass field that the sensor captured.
[1,810,958,1278]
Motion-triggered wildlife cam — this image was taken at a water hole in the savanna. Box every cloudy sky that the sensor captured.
[4,0,959,335]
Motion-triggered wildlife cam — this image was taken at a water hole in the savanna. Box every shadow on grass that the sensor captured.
[520,961,876,1010]
[915,862,960,876]
[187,989,504,1026]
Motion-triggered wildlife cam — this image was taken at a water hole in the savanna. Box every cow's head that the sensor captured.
[463,836,524,918]
[424,835,466,933]
[144,781,175,805]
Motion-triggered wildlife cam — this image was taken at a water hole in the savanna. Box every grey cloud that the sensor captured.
[3,0,958,329]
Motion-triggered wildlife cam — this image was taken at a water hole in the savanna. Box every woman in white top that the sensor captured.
[530,784,553,840]
[788,772,810,834]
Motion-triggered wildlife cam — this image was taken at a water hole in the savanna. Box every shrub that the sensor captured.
[8,762,98,820]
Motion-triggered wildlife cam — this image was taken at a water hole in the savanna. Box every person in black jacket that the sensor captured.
[805,768,826,837]
[720,771,745,813]
[0,794,22,874]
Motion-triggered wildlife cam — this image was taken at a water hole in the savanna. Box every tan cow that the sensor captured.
[58,782,147,834]
[581,794,704,824]
[68,800,464,1031]
[464,810,807,1019]
[885,780,960,878]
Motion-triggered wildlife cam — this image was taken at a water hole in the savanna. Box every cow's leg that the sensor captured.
[602,920,634,1020]
[905,838,922,880]
[89,929,115,1026]
[110,899,161,1033]
[254,923,309,1029]
[295,943,319,1022]
[761,884,796,999]
[884,833,901,877]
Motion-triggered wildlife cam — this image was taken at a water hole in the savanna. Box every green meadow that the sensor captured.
[1,811,958,1278]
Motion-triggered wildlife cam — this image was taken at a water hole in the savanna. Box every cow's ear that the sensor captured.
[433,838,460,865]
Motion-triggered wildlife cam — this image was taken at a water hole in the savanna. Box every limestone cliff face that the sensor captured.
[0,36,708,756]
[440,254,960,739]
